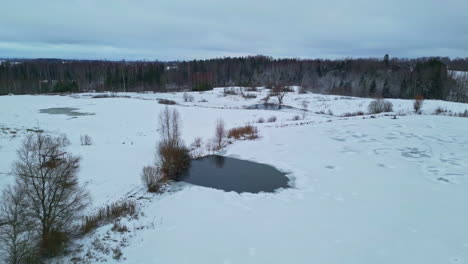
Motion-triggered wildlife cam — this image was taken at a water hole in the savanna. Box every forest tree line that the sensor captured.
[1,55,468,102]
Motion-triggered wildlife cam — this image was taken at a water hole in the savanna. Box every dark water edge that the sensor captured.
[39,107,94,116]
[245,104,295,110]
[179,155,290,193]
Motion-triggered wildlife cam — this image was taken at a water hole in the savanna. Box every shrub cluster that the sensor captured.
[267,116,277,122]
[81,200,137,235]
[182,92,194,102]
[158,142,190,179]
[223,88,239,96]
[368,98,393,114]
[342,111,365,117]
[241,92,257,99]
[245,87,258,92]
[227,125,258,140]
[433,107,468,117]
[141,166,164,192]
[80,134,93,146]
[158,99,176,105]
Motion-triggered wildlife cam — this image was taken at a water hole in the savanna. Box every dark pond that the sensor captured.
[179,155,290,193]
[39,107,94,117]
[245,104,295,110]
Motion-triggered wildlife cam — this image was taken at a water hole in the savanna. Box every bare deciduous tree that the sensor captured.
[0,186,36,264]
[215,118,225,149]
[12,134,89,256]
[157,107,190,179]
[271,85,288,107]
[159,106,182,149]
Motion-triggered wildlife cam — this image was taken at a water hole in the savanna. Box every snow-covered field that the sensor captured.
[1,88,468,263]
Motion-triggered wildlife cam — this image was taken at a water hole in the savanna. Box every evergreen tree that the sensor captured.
[382,79,391,98]
[384,54,390,67]
[400,78,408,98]
[369,79,377,97]
[358,75,367,96]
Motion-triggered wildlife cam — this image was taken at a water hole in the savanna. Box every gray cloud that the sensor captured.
[0,0,467,60]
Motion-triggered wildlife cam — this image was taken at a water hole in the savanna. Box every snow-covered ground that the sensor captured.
[1,88,468,263]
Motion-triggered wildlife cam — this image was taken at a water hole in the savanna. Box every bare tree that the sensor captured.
[0,186,36,264]
[271,85,288,107]
[157,107,190,179]
[12,134,89,256]
[215,118,225,149]
[159,106,182,149]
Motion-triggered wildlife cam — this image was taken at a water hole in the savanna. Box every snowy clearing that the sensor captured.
[1,88,468,263]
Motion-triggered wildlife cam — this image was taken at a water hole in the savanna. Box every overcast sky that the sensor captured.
[1,0,467,61]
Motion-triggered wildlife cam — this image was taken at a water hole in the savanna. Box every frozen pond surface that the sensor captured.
[179,155,290,193]
[39,107,94,116]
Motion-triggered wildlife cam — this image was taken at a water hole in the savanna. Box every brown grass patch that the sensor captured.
[227,125,258,140]
[81,200,137,235]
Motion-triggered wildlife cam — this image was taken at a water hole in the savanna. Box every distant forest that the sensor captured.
[1,55,468,102]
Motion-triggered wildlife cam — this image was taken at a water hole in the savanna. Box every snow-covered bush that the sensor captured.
[434,107,447,115]
[368,98,393,114]
[80,134,93,146]
[267,116,277,122]
[459,110,468,117]
[191,137,203,148]
[141,166,163,192]
[223,88,238,96]
[241,92,256,99]
[189,137,204,158]
[182,92,194,102]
